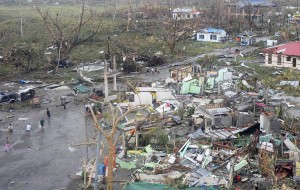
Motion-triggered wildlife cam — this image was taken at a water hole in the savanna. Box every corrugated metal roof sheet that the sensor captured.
[206,129,237,139]
[266,41,300,56]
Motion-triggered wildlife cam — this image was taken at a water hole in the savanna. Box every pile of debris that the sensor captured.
[80,64,300,189]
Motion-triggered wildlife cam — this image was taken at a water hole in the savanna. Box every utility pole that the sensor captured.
[20,14,23,38]
[113,56,117,91]
[104,60,108,98]
[107,36,111,69]
[93,131,101,190]
[85,117,89,161]
[19,2,23,38]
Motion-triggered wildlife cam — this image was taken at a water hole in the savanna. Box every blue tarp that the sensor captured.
[206,27,225,34]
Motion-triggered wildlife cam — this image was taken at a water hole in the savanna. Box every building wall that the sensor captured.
[172,12,198,20]
[119,92,153,107]
[170,66,193,81]
[260,114,271,133]
[265,54,300,69]
[196,33,225,42]
[215,116,233,128]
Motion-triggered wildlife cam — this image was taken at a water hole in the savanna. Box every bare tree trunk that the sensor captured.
[107,137,114,190]
[56,41,63,72]
[170,43,176,55]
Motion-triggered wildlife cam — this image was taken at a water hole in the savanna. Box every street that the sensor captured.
[0,103,94,190]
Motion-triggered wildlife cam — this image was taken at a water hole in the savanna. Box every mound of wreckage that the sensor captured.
[75,64,300,190]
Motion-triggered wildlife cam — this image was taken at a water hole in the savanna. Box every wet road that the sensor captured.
[0,103,95,190]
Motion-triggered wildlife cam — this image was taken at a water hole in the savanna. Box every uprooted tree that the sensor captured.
[34,2,101,71]
[3,43,46,72]
[89,101,146,190]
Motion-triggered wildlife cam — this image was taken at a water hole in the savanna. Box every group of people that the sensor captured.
[4,108,51,153]
[147,67,160,74]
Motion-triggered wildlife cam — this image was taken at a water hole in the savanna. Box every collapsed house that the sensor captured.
[79,60,300,190]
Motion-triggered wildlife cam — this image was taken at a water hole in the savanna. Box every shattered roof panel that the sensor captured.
[207,129,237,139]
[206,107,231,115]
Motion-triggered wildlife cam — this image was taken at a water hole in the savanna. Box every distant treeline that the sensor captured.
[0,0,299,10]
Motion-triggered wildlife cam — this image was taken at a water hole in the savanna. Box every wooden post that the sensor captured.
[218,82,221,95]
[229,157,236,186]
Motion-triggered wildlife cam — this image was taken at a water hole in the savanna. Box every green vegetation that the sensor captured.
[0,5,236,75]
[237,61,300,96]
[177,41,232,57]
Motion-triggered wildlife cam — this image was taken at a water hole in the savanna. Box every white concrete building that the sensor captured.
[196,28,227,43]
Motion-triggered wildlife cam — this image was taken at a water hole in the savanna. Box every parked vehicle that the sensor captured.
[19,89,35,101]
[0,89,35,104]
[0,93,18,103]
[53,59,72,68]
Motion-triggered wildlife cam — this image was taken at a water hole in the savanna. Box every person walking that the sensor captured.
[5,137,11,152]
[40,118,45,130]
[26,124,31,135]
[46,108,51,118]
[8,124,13,133]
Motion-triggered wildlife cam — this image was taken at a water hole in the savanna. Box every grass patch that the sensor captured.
[177,41,235,57]
[0,64,21,79]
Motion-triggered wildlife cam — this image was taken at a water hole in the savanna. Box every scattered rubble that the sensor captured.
[67,61,299,190]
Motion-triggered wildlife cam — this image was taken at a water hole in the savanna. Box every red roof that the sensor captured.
[265,41,300,56]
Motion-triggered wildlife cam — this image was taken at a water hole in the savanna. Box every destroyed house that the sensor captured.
[170,65,201,81]
[260,112,282,134]
[226,0,275,29]
[194,104,232,132]
[172,8,201,20]
[118,87,176,107]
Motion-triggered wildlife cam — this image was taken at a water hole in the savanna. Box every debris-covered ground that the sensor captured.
[1,45,300,190]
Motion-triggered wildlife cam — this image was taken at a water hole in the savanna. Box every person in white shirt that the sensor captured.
[26,124,32,135]
[8,124,13,133]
